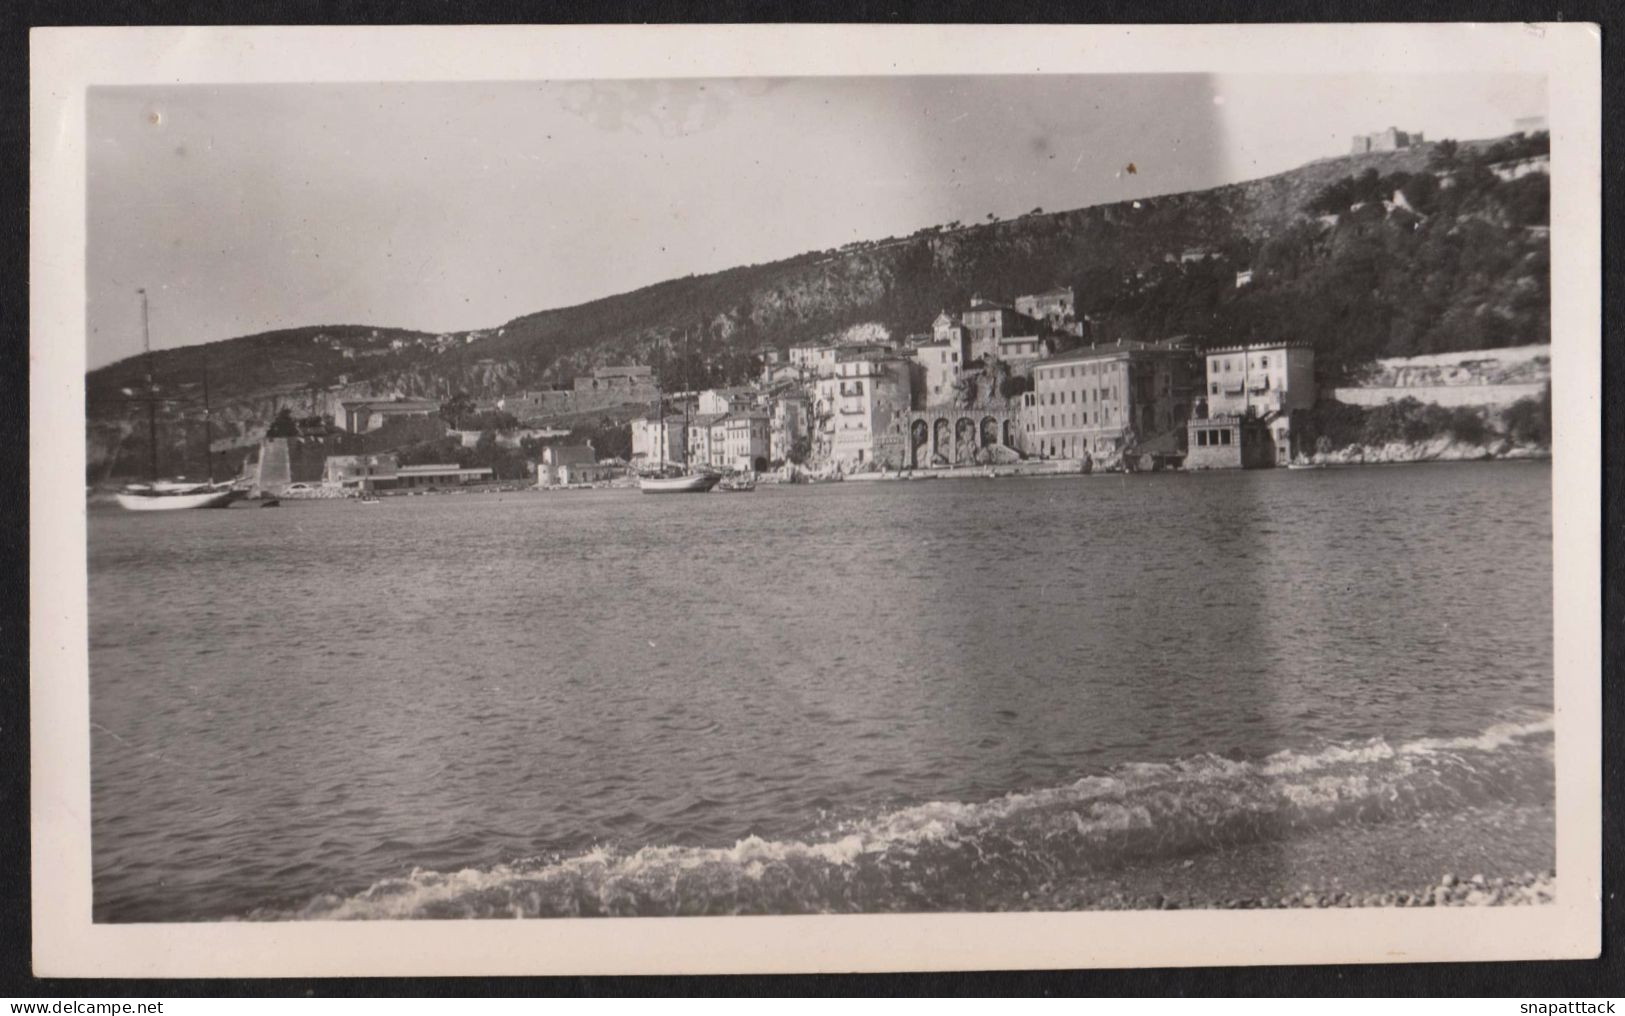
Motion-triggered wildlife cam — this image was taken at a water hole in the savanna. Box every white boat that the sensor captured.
[640,472,720,494]
[115,482,240,511]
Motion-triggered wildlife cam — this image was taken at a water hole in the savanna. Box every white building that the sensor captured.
[788,344,839,377]
[630,416,688,467]
[714,412,772,472]
[913,341,961,406]
[1202,342,1316,464]
[816,353,913,468]
[697,387,758,417]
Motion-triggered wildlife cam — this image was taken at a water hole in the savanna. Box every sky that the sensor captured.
[85,72,1544,369]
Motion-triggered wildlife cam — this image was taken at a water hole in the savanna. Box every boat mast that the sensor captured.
[683,327,692,472]
[201,345,215,484]
[138,288,158,482]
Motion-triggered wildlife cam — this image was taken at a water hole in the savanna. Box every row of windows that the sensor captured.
[1039,436,1110,458]
[1211,355,1272,374]
[1209,375,1273,395]
[1036,410,1110,430]
[1041,388,1116,405]
[1038,362,1121,382]
[1194,428,1234,447]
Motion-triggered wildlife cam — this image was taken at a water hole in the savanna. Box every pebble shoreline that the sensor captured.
[1037,870,1556,911]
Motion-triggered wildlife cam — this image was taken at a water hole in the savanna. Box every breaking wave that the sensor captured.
[260,716,1553,920]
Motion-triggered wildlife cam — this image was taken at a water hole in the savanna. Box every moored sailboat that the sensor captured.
[114,288,243,511]
[640,329,721,494]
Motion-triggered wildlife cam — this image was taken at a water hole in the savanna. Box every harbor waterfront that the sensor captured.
[87,461,1553,922]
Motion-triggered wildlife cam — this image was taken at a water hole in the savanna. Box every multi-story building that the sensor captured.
[770,392,811,464]
[931,311,971,349]
[1198,342,1316,465]
[815,352,914,468]
[912,341,963,406]
[1021,340,1198,461]
[686,412,726,467]
[713,412,772,472]
[630,416,688,468]
[994,335,1044,363]
[959,296,1028,344]
[788,344,838,376]
[957,297,1043,364]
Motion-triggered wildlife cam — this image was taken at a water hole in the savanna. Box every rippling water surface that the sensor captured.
[88,462,1553,921]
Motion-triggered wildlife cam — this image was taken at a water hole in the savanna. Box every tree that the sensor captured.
[788,436,811,465]
[440,392,475,429]
[265,407,299,438]
[999,373,1032,400]
[1428,139,1460,171]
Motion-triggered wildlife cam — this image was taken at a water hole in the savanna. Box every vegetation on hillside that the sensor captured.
[1296,385,1550,455]
[86,133,1551,478]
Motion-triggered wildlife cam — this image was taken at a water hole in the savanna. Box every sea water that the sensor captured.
[87,461,1553,920]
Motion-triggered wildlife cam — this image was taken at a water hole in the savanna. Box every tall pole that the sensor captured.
[139,288,158,482]
[201,345,215,483]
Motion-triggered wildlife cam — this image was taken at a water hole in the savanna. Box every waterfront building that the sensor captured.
[714,412,772,472]
[630,416,688,467]
[395,463,495,488]
[1022,339,1199,461]
[1186,416,1276,470]
[815,351,913,468]
[323,453,400,489]
[536,444,597,487]
[1201,342,1316,465]
[686,412,727,467]
[336,398,441,433]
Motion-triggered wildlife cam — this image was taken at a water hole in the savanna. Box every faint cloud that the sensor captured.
[559,79,781,137]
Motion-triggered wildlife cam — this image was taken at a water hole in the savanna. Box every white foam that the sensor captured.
[277,713,1554,920]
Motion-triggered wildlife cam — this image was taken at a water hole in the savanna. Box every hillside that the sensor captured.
[86,134,1548,480]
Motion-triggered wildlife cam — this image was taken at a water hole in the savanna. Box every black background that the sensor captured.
[3,0,1619,997]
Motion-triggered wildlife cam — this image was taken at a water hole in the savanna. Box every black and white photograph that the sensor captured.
[30,23,1601,975]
